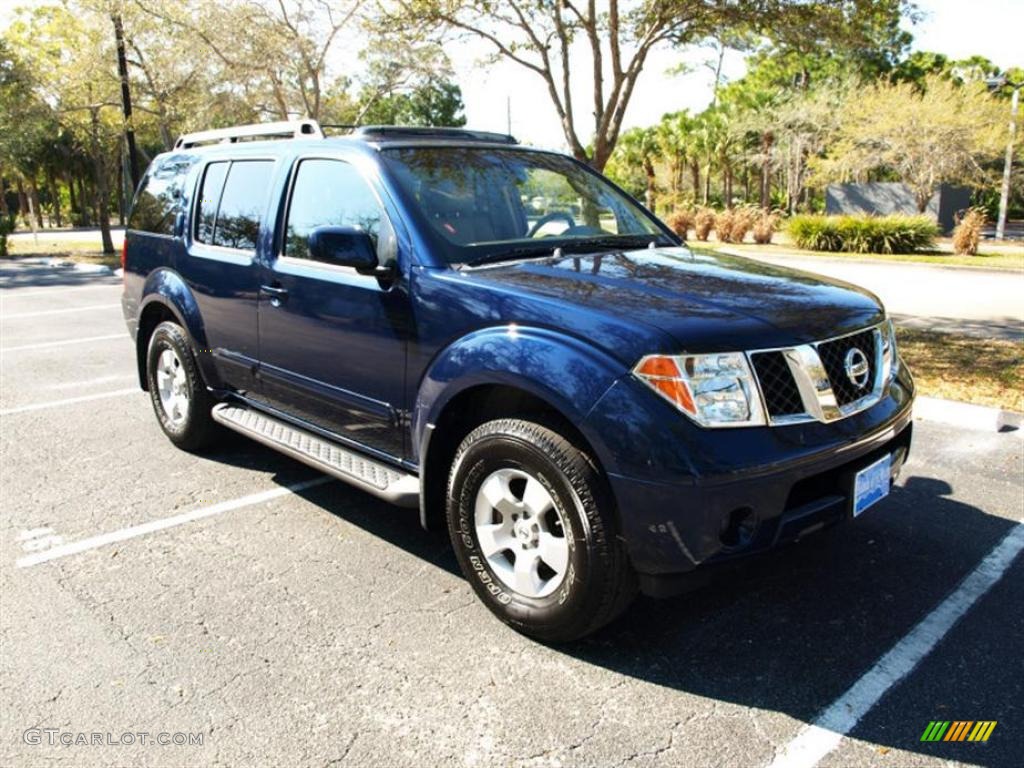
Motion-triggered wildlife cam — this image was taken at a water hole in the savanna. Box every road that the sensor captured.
[1,260,1023,768]
[733,251,1024,340]
[7,228,1024,337]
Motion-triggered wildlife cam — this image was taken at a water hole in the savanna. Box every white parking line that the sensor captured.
[1,334,125,352]
[0,388,138,415]
[766,523,1024,768]
[16,477,334,567]
[1,303,120,319]
[46,374,136,391]
[0,284,118,298]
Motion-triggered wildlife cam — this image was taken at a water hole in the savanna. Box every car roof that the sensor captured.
[168,121,537,157]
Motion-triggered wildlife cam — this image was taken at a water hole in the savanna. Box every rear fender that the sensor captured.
[136,268,218,388]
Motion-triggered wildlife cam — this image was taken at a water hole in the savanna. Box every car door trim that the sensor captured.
[257,361,398,425]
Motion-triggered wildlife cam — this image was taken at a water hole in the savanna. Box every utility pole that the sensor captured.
[112,13,140,191]
[988,76,1021,241]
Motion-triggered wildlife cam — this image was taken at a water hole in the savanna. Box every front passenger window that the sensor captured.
[284,159,394,263]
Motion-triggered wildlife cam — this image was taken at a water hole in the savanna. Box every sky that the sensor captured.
[453,0,1024,151]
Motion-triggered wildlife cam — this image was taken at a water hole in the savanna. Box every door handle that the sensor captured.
[260,283,288,307]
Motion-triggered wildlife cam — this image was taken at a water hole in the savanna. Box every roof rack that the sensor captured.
[173,119,324,149]
[351,125,518,145]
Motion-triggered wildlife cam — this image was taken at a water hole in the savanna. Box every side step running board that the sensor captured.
[212,403,419,508]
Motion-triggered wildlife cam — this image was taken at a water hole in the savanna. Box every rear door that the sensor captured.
[179,158,276,393]
[254,155,411,459]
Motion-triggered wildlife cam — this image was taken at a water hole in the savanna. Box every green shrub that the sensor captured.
[787,214,938,254]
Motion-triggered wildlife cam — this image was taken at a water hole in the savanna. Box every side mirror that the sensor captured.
[307,226,380,274]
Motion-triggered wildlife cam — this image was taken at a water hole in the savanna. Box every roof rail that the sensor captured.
[173,119,324,149]
[351,125,518,145]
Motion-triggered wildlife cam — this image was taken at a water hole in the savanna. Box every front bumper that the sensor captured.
[584,365,915,578]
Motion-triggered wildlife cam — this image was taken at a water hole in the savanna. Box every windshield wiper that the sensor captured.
[459,234,672,269]
[459,245,560,269]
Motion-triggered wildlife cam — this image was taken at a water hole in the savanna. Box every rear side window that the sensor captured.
[194,160,273,251]
[196,162,229,244]
[129,154,197,236]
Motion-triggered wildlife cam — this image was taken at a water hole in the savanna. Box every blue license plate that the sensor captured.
[853,453,891,517]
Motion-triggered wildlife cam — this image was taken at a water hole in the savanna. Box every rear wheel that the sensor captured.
[447,418,636,642]
[145,321,217,451]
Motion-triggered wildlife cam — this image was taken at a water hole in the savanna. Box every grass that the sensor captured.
[5,236,120,269]
[897,328,1023,412]
[6,238,118,255]
[698,240,1024,271]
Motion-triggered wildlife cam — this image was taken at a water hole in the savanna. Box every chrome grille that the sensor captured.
[747,323,888,426]
[816,328,877,407]
[750,351,804,417]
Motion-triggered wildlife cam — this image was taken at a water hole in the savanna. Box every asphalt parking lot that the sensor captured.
[1,260,1022,768]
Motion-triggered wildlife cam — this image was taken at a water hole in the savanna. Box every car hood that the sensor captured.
[461,246,885,352]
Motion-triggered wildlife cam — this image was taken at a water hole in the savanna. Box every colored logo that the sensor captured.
[920,721,997,742]
[844,347,870,389]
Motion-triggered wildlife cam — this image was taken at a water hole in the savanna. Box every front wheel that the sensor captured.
[446,418,636,642]
[145,321,217,451]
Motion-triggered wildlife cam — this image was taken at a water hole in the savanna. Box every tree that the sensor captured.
[357,80,466,126]
[815,75,1006,212]
[655,110,699,199]
[134,0,364,120]
[6,5,123,251]
[376,1,911,171]
[615,127,661,210]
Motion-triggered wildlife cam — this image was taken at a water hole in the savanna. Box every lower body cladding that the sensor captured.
[609,411,914,598]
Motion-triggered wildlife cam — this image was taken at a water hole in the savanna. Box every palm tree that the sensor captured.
[616,127,661,211]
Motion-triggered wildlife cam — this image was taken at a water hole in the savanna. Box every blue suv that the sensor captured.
[122,121,914,641]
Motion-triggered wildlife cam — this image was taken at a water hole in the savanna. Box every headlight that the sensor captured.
[633,352,766,428]
[881,319,899,381]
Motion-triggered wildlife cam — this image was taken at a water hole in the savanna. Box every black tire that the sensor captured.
[145,321,218,452]
[447,418,636,642]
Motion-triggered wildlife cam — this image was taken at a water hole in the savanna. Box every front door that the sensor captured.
[255,156,410,459]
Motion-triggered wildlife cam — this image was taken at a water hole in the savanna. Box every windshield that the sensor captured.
[380,147,671,265]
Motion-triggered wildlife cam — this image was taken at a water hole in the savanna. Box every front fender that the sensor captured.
[412,325,626,464]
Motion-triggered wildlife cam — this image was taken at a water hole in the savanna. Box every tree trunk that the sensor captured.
[760,131,774,211]
[47,169,62,228]
[28,179,43,228]
[77,176,91,227]
[15,177,28,224]
[644,159,657,213]
[90,108,115,254]
[0,172,9,217]
[724,167,733,209]
[112,14,140,190]
[116,155,125,226]
[690,161,700,201]
[67,173,78,223]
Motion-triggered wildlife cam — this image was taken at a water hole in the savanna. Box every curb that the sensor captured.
[914,396,1022,434]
